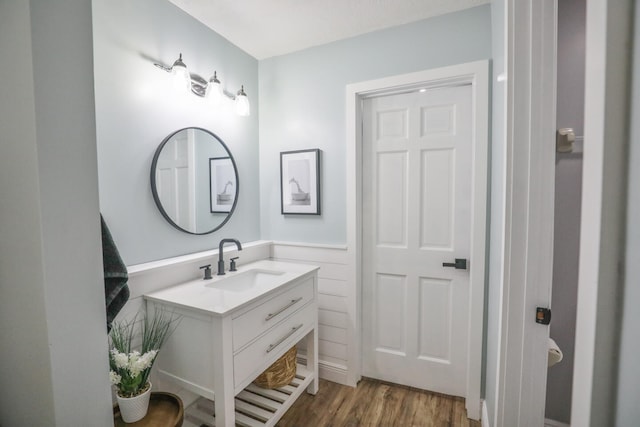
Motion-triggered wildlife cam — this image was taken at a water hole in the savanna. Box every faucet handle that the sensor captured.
[229,257,239,272]
[199,264,212,280]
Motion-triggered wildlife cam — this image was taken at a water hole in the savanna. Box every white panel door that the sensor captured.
[156,129,196,230]
[362,85,472,397]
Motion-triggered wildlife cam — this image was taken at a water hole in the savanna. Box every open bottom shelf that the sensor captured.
[184,364,314,427]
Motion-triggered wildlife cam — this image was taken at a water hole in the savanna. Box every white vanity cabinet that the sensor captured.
[144,260,319,427]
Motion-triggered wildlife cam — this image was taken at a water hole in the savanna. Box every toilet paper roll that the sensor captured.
[548,337,563,367]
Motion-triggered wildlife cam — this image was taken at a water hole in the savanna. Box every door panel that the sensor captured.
[374,273,407,355]
[418,277,452,362]
[376,151,408,247]
[420,148,455,249]
[362,84,472,397]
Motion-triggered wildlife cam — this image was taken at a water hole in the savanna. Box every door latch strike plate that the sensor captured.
[536,307,551,325]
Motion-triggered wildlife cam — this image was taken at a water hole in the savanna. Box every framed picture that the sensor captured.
[209,157,236,213]
[280,149,321,215]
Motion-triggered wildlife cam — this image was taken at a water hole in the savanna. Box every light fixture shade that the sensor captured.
[171,53,191,90]
[235,86,250,117]
[206,71,223,105]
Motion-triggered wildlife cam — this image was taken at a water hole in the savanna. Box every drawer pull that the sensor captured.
[266,324,303,353]
[265,297,303,321]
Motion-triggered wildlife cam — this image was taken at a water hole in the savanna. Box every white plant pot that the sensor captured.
[116,382,152,423]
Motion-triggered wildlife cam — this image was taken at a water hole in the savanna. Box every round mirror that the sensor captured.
[151,127,239,235]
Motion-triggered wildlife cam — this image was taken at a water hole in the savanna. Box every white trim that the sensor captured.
[271,241,348,251]
[482,399,491,427]
[346,60,489,419]
[544,418,570,427]
[297,355,349,385]
[572,0,634,425]
[496,1,557,425]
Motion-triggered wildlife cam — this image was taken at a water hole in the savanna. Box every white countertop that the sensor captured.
[144,260,318,316]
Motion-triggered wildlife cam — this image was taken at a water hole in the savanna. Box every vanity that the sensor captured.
[144,260,319,427]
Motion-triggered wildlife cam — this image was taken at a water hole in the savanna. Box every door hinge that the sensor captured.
[536,307,551,325]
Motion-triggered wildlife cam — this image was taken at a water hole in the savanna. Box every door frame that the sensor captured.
[494,1,558,426]
[345,60,489,419]
[572,0,633,424]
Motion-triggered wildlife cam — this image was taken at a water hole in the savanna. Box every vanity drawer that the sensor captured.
[232,276,314,351]
[233,301,315,389]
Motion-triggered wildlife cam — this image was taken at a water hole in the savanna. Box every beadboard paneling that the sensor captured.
[271,243,348,265]
[319,324,348,343]
[318,293,348,313]
[319,309,348,329]
[271,242,353,386]
[319,339,348,360]
[318,277,348,297]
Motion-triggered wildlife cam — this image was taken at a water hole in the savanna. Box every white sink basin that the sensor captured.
[205,269,285,292]
[144,260,318,315]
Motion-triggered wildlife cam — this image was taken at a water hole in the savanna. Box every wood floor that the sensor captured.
[276,378,481,427]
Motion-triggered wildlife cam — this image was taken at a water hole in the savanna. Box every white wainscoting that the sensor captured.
[271,242,352,386]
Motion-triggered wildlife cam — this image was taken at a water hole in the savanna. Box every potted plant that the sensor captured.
[109,307,180,423]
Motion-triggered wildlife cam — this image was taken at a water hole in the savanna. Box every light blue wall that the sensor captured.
[93,0,260,265]
[258,5,492,244]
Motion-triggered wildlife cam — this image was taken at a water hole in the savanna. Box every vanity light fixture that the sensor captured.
[206,71,223,105]
[235,86,250,117]
[170,53,190,90]
[154,53,250,116]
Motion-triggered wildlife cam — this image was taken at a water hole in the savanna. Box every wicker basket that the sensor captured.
[253,346,297,389]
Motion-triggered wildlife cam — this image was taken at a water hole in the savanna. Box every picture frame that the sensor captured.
[280,149,321,215]
[209,157,236,213]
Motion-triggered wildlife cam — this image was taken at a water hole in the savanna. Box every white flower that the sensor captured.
[128,350,158,377]
[109,370,121,385]
[110,349,129,369]
[140,350,158,367]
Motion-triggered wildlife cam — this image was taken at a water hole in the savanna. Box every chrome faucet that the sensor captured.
[217,238,242,275]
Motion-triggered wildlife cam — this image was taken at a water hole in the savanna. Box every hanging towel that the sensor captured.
[101,214,129,332]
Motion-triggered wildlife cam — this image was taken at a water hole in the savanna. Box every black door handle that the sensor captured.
[442,258,467,270]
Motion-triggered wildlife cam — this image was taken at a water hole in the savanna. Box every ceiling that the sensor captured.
[168,0,490,60]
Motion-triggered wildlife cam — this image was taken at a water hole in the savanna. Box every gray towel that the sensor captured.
[101,215,129,332]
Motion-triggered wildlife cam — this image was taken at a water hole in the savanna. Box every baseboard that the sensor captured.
[544,418,570,427]
[481,399,490,427]
[297,355,350,386]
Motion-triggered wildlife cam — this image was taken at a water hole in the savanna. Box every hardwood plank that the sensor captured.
[276,378,482,427]
[276,378,342,426]
[357,383,389,425]
[338,379,377,426]
[377,383,410,426]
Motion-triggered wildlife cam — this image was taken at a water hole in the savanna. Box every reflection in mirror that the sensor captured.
[151,128,239,235]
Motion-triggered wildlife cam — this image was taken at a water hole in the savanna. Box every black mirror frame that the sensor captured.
[150,127,239,235]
